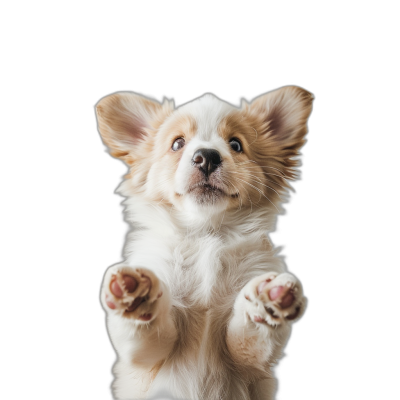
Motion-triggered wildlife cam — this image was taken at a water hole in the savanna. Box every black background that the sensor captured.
[54,51,358,400]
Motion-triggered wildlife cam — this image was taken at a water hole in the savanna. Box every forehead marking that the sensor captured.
[177,94,235,141]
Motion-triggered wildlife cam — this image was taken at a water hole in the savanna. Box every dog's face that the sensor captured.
[96,88,313,217]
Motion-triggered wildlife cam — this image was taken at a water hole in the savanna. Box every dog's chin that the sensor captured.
[177,184,231,215]
[188,184,226,205]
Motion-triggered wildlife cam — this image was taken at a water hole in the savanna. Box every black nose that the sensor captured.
[192,148,222,177]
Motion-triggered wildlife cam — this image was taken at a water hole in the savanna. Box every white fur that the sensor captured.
[98,92,309,400]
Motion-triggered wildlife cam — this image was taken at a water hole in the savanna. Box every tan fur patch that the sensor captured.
[96,93,173,165]
[218,86,313,211]
[154,113,197,155]
[147,359,165,388]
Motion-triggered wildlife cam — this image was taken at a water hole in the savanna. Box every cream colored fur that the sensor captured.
[95,87,313,400]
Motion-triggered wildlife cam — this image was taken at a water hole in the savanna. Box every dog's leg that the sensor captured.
[100,264,177,369]
[226,272,306,376]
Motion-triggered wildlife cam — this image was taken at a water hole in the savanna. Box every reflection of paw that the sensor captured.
[243,272,306,326]
[102,266,163,322]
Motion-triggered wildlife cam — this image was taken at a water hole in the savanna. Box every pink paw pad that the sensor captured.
[105,294,116,309]
[268,286,294,309]
[106,275,142,311]
[257,278,273,294]
[139,313,152,321]
[110,275,138,298]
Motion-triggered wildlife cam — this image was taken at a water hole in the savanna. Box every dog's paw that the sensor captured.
[102,266,163,322]
[243,272,306,327]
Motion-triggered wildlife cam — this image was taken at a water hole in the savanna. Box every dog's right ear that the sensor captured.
[95,92,173,162]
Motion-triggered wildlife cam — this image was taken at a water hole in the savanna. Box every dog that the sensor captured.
[95,86,313,400]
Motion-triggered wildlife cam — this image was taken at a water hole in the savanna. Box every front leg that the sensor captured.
[227,272,306,375]
[101,264,177,399]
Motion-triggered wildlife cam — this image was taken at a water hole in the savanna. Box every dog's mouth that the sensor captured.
[189,183,224,194]
[187,183,239,203]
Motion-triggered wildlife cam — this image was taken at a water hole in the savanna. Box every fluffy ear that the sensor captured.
[95,92,173,161]
[246,86,314,148]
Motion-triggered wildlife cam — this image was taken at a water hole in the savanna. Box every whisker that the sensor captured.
[228,171,287,190]
[235,177,279,212]
[228,172,282,197]
[236,166,287,176]
[241,176,281,198]
[237,180,253,213]
[238,170,288,180]
[231,177,253,213]
[222,176,243,210]
[236,161,287,176]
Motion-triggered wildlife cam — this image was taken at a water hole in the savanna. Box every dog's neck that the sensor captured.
[117,174,287,241]
[121,192,280,243]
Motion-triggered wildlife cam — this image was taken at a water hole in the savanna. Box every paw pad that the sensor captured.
[110,275,138,298]
[268,286,295,308]
[102,266,161,322]
[244,272,305,326]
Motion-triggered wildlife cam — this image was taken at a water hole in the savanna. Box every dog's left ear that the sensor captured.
[245,86,314,149]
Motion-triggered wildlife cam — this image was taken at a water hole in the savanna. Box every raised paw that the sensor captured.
[243,272,306,327]
[102,266,163,322]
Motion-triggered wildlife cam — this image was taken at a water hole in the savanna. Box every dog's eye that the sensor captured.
[172,138,185,151]
[229,138,242,153]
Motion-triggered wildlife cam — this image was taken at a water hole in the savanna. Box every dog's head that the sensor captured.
[96,87,313,218]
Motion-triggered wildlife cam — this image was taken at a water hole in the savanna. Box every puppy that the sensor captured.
[95,86,313,400]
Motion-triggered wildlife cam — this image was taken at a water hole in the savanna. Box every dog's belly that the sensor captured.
[150,306,253,400]
[113,302,272,400]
